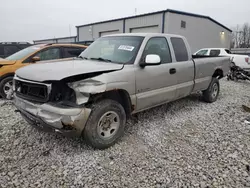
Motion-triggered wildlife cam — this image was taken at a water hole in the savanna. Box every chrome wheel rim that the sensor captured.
[3,80,13,96]
[212,83,218,98]
[97,111,120,140]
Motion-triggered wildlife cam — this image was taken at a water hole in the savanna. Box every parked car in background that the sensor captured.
[13,33,230,149]
[0,42,31,59]
[0,43,87,98]
[194,48,250,71]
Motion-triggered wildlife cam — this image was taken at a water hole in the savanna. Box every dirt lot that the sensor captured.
[1,79,250,188]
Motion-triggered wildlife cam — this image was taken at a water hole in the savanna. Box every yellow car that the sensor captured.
[0,43,87,98]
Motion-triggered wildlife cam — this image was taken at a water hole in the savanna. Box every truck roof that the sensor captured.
[103,33,184,38]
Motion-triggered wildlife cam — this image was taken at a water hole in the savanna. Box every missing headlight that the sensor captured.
[50,81,76,104]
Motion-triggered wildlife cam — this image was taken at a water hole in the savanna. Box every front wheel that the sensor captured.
[0,76,14,99]
[202,78,220,103]
[83,99,126,149]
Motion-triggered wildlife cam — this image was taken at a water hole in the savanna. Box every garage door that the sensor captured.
[130,26,159,33]
[99,30,119,37]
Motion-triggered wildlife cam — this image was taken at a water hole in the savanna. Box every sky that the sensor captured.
[0,0,249,42]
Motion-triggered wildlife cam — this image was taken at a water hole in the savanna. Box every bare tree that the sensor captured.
[247,25,250,48]
[230,27,237,48]
[240,23,249,47]
[235,25,240,48]
[231,23,250,48]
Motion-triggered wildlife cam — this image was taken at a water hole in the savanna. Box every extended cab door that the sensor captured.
[135,37,177,111]
[169,37,195,99]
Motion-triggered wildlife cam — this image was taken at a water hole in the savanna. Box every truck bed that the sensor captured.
[192,56,230,92]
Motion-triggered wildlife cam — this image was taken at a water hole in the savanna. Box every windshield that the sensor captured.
[196,49,208,55]
[79,36,144,64]
[6,45,42,60]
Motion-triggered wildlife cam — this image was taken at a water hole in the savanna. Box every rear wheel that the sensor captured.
[202,78,220,103]
[0,77,14,99]
[83,99,126,149]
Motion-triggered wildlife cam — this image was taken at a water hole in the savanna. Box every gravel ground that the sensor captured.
[1,79,250,188]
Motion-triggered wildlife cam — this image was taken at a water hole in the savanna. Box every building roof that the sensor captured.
[103,33,183,38]
[76,9,232,32]
[33,36,77,43]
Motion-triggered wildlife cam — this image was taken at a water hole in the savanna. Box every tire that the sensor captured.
[0,76,14,99]
[202,78,220,103]
[83,99,126,149]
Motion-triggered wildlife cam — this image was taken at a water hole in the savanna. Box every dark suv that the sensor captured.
[0,42,31,59]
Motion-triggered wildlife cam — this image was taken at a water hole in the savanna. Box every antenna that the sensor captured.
[69,24,72,37]
[69,24,73,45]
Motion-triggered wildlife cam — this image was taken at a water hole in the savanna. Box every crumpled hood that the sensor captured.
[15,59,124,82]
[0,59,16,65]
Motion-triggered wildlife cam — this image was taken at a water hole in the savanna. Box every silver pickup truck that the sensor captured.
[13,33,230,149]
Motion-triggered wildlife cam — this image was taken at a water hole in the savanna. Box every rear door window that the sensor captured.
[209,50,221,56]
[225,49,231,54]
[63,47,86,58]
[170,37,189,62]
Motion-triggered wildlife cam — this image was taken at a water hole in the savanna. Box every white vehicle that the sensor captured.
[194,48,250,71]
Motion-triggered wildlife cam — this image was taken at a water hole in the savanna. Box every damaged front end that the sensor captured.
[67,75,107,105]
[13,74,108,137]
[15,96,91,136]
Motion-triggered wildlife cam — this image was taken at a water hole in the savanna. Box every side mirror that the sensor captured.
[31,56,40,63]
[140,54,161,67]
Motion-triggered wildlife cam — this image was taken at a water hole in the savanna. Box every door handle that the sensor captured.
[169,68,176,74]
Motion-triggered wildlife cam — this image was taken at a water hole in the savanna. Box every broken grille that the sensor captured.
[14,77,51,103]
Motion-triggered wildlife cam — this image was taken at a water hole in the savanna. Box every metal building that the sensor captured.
[33,36,77,44]
[76,9,232,53]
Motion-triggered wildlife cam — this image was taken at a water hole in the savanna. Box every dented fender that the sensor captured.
[67,75,108,105]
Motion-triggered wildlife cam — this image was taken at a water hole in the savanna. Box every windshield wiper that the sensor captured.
[89,57,112,62]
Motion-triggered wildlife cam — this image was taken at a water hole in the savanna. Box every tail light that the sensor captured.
[245,57,249,63]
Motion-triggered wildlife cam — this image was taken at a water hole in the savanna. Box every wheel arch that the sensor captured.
[212,69,223,79]
[88,89,134,117]
[0,73,15,83]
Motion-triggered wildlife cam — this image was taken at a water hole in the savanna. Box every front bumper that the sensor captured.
[14,95,91,137]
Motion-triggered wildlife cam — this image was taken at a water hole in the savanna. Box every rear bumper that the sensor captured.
[14,95,91,137]
[237,63,250,70]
